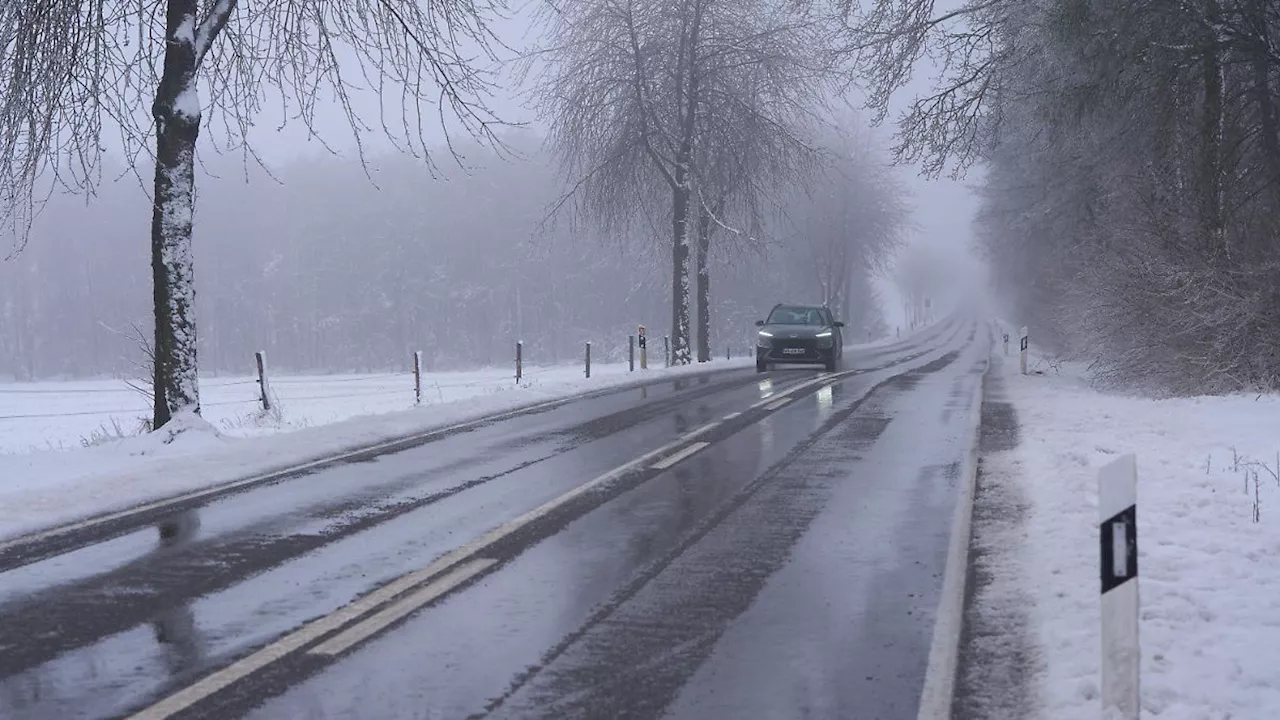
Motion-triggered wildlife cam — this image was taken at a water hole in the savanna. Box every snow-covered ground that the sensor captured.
[0,360,668,455]
[983,322,1280,718]
[0,357,756,542]
[0,317,954,545]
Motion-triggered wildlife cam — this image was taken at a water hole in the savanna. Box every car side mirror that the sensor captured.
[833,321,845,328]
[755,320,765,326]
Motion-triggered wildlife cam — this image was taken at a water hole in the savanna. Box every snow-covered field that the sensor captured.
[0,361,662,455]
[984,322,1280,718]
[0,357,756,541]
[0,320,951,544]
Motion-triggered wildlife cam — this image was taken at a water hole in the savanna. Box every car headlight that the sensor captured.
[817,337,834,349]
[757,330,772,348]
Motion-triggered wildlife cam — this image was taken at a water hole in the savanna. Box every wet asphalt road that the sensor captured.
[0,317,989,720]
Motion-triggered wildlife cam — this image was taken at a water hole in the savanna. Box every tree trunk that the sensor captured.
[843,255,854,328]
[1252,48,1280,218]
[670,177,693,365]
[696,204,713,363]
[1199,2,1224,258]
[151,0,204,429]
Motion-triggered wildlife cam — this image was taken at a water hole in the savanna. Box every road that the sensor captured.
[0,316,990,720]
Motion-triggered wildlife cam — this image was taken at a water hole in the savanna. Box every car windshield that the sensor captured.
[766,306,827,326]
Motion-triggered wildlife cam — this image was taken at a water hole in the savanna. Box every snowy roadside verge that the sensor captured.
[0,360,696,455]
[981,322,1280,718]
[0,317,957,457]
[0,317,958,545]
[0,358,755,543]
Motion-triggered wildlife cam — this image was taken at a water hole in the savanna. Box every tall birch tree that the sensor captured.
[0,1,506,429]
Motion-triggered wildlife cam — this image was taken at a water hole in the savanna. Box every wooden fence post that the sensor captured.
[414,351,423,405]
[255,351,270,411]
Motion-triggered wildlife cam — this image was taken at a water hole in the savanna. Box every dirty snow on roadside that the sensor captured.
[979,322,1280,719]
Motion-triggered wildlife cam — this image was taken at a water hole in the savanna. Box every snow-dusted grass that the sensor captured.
[0,322,947,544]
[0,358,754,542]
[0,360,656,455]
[985,322,1280,718]
[0,321,947,457]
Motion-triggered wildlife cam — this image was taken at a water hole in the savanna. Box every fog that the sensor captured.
[0,2,983,383]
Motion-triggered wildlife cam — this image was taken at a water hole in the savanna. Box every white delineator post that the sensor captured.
[1099,453,1140,720]
[1019,326,1029,375]
[1003,332,1010,356]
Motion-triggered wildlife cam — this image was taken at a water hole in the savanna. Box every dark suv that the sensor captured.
[755,304,845,372]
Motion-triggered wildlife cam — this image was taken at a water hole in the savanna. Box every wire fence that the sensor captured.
[0,351,650,423]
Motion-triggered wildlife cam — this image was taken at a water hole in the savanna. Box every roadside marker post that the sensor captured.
[1099,453,1141,720]
[1019,326,1029,374]
[1003,332,1010,356]
[638,325,648,370]
[255,351,270,411]
[585,342,591,379]
[413,351,422,405]
[515,341,523,384]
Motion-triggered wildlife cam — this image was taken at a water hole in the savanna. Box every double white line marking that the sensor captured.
[129,557,495,719]
[129,371,850,718]
[308,559,497,657]
[651,442,710,470]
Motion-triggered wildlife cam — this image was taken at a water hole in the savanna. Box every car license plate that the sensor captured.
[782,348,805,355]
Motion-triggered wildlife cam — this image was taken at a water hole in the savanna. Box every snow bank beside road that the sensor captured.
[0,322,951,546]
[0,360,663,455]
[0,358,753,542]
[983,323,1280,718]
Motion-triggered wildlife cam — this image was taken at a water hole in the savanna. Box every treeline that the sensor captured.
[972,0,1280,393]
[846,0,1280,394]
[0,131,904,381]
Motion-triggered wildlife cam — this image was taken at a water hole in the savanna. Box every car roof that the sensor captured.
[772,303,830,311]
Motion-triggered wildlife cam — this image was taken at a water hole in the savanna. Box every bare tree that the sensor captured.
[688,36,833,361]
[0,1,506,430]
[840,0,1032,178]
[527,0,835,364]
[781,125,906,320]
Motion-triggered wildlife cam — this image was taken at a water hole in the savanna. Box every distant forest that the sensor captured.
[0,132,905,381]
